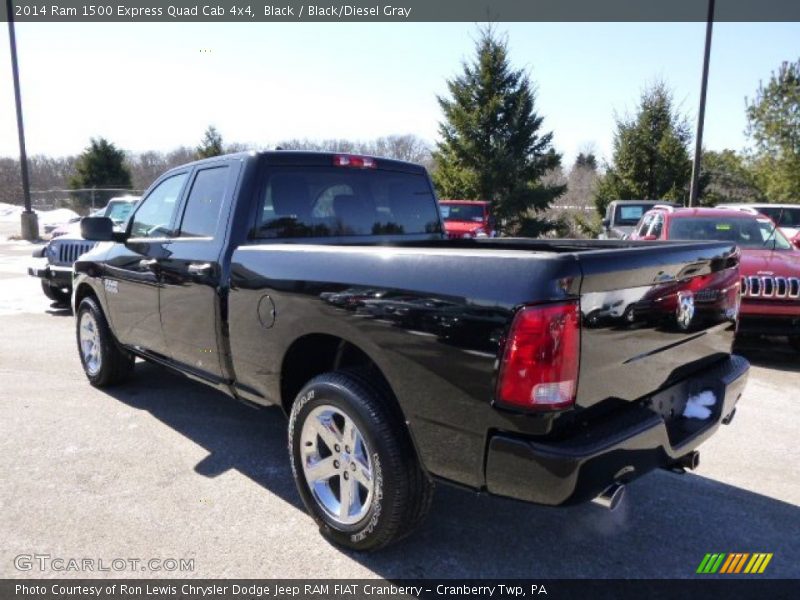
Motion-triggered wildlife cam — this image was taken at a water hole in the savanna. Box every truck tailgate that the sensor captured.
[573,241,740,409]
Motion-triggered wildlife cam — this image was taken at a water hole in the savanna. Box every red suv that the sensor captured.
[630,206,800,350]
[439,200,496,238]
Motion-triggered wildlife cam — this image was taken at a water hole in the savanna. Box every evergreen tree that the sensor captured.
[746,59,800,200]
[698,149,763,206]
[196,125,224,159]
[575,152,598,170]
[69,137,132,207]
[595,82,692,215]
[432,26,564,235]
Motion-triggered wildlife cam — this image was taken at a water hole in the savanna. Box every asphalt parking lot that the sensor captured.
[1,228,798,579]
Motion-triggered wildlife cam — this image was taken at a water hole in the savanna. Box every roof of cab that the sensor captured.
[175,150,428,174]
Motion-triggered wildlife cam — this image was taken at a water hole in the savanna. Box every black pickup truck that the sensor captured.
[73,151,748,550]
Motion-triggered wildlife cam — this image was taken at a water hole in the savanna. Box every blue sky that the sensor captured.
[1,22,798,166]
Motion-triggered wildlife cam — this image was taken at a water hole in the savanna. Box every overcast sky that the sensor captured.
[1,22,798,166]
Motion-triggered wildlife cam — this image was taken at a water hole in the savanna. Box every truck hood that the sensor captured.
[740,249,800,277]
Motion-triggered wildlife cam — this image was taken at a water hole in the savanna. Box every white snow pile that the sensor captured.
[0,203,79,225]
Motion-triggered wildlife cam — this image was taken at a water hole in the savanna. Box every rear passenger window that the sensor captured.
[254,167,441,238]
[179,167,229,238]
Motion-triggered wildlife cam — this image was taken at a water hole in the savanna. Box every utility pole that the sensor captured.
[7,0,38,239]
[688,0,715,207]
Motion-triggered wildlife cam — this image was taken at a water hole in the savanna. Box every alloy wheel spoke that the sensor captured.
[338,474,360,519]
[353,460,372,487]
[314,415,342,452]
[304,456,337,483]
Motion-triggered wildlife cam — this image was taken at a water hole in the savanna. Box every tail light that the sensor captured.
[333,154,376,169]
[496,301,580,410]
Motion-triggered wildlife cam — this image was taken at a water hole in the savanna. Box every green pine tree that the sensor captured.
[432,26,564,236]
[68,137,132,208]
[575,152,598,170]
[595,82,692,215]
[698,149,763,206]
[746,59,800,201]
[196,125,224,159]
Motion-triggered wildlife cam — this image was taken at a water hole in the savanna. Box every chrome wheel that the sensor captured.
[299,404,374,526]
[79,311,102,376]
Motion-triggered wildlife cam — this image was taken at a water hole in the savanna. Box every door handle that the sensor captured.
[187,262,213,275]
[139,258,159,270]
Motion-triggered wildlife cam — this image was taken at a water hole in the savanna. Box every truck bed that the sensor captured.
[227,236,740,488]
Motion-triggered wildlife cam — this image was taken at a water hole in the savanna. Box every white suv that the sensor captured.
[716,203,800,241]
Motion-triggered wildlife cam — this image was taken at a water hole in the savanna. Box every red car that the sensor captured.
[630,205,800,350]
[439,200,496,238]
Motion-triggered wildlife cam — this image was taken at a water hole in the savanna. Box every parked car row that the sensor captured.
[28,196,140,305]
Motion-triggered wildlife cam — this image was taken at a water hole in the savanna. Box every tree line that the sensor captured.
[1,26,798,234]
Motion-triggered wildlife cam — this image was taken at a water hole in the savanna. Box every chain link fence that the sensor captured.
[29,188,143,216]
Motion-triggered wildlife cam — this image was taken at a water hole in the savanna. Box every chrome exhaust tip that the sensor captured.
[592,483,626,511]
[679,450,700,471]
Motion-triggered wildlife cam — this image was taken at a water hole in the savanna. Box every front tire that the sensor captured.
[76,296,134,387]
[288,370,433,551]
[41,280,71,306]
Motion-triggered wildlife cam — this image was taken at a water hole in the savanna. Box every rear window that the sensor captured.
[105,201,135,224]
[668,216,792,250]
[254,168,441,238]
[615,204,648,225]
[753,206,800,228]
[440,203,486,222]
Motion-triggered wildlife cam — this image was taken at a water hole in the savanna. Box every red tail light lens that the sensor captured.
[496,301,580,410]
[333,154,377,169]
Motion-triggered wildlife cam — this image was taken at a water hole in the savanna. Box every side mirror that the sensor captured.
[602,218,610,229]
[80,217,114,241]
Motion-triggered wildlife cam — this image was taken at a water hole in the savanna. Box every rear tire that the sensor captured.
[789,336,800,352]
[76,296,134,387]
[288,369,433,551]
[41,280,71,306]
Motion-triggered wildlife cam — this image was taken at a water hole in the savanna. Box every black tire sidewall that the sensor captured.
[289,375,403,551]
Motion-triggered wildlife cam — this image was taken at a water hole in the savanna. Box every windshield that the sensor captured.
[614,204,650,226]
[440,203,486,222]
[668,216,793,250]
[105,201,136,224]
[751,206,800,228]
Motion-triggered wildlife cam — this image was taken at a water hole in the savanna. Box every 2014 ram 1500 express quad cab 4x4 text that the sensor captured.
[72,151,748,550]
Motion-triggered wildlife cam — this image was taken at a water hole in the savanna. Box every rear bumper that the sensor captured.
[738,315,800,336]
[484,354,749,506]
[28,264,72,287]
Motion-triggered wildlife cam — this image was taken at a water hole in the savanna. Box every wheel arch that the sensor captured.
[279,333,396,416]
[73,280,100,313]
